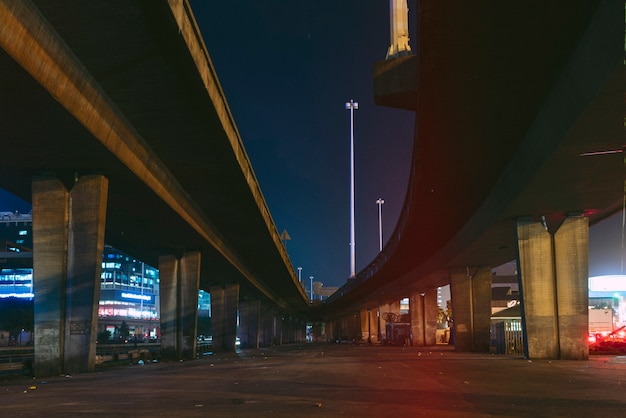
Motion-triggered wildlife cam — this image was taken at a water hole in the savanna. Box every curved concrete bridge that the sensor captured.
[323,0,623,361]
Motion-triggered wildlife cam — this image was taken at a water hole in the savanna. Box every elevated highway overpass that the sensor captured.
[321,0,623,358]
[0,0,310,375]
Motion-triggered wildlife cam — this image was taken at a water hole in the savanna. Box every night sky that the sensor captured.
[0,1,622,287]
[189,0,416,287]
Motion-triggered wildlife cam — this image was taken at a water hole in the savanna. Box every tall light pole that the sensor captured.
[376,198,385,251]
[309,276,314,301]
[297,266,302,287]
[345,99,358,278]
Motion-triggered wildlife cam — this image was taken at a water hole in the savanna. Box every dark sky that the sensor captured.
[0,1,622,287]
[188,0,416,287]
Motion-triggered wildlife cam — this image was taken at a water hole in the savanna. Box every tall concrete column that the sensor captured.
[360,309,380,344]
[159,252,201,360]
[32,175,108,376]
[239,299,260,349]
[32,177,69,377]
[450,266,492,352]
[210,284,239,352]
[282,316,292,344]
[555,217,589,360]
[63,175,108,374]
[325,319,335,342]
[516,219,559,359]
[179,252,201,359]
[360,308,381,344]
[409,290,438,346]
[274,314,283,346]
[359,309,370,343]
[517,216,589,360]
[409,292,426,346]
[379,300,401,342]
[259,305,274,347]
[158,255,179,361]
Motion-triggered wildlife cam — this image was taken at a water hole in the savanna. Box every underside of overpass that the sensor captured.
[0,0,309,313]
[321,0,623,317]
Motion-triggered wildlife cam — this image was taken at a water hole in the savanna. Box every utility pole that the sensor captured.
[345,99,358,278]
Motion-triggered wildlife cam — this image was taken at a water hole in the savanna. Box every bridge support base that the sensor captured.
[516,216,589,360]
[32,175,108,377]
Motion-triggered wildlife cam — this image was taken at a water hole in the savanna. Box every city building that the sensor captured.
[0,214,161,342]
[0,212,34,299]
[99,245,160,342]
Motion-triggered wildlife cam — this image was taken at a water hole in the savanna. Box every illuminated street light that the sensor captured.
[376,198,385,251]
[297,266,302,287]
[345,99,358,278]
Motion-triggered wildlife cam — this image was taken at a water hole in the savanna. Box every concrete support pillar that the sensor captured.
[179,252,201,359]
[32,175,108,377]
[284,316,291,344]
[450,266,492,352]
[32,178,69,377]
[239,299,260,349]
[159,252,201,361]
[409,289,438,346]
[358,309,379,344]
[325,319,335,342]
[517,216,589,360]
[369,309,380,344]
[555,217,589,360]
[158,255,179,360]
[339,316,347,341]
[64,176,108,374]
[274,314,282,346]
[379,300,401,342]
[209,284,240,352]
[359,309,369,343]
[516,219,558,359]
[259,305,274,347]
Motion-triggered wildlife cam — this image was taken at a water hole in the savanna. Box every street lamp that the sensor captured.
[309,276,314,301]
[376,198,385,251]
[345,99,358,278]
[297,266,302,286]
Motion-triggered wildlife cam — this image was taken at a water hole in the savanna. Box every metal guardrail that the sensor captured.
[0,343,163,374]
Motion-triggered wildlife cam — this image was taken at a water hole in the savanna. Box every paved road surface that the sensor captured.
[1,343,625,417]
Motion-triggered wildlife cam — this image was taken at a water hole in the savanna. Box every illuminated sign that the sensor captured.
[121,292,151,302]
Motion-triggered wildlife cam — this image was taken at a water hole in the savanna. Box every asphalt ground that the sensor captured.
[1,343,625,417]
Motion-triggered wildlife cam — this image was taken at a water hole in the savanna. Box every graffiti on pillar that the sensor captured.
[70,320,89,335]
